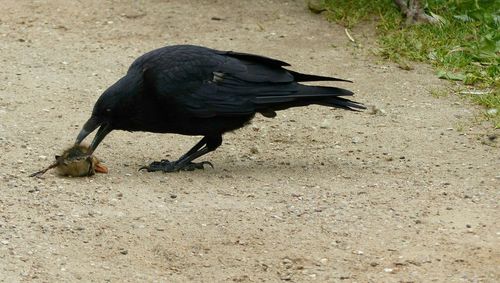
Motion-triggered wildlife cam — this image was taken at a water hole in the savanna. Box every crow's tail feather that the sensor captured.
[289,70,353,83]
[255,84,364,111]
[317,96,366,111]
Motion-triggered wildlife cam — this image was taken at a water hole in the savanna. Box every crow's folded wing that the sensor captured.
[138,45,354,118]
[141,49,299,117]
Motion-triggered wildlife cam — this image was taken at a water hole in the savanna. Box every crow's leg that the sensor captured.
[140,136,222,173]
[173,135,222,171]
[139,136,208,172]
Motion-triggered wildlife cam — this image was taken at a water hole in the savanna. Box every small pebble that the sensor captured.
[352,136,364,144]
[319,119,332,129]
[280,274,292,281]
[367,105,386,115]
[384,268,393,273]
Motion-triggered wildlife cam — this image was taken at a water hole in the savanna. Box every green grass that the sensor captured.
[314,0,499,127]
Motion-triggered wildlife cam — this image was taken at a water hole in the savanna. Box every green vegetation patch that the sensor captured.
[314,0,499,127]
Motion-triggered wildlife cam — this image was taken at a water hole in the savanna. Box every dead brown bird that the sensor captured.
[29,145,108,177]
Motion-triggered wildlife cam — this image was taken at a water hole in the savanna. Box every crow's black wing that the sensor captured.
[135,45,295,117]
[181,56,310,118]
[135,45,357,118]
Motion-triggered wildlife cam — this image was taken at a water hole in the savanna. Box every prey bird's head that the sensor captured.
[75,76,136,153]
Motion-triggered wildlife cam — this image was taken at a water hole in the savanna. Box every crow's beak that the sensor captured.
[75,116,113,154]
[76,116,99,145]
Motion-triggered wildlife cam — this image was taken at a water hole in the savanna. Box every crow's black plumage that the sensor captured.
[76,45,364,172]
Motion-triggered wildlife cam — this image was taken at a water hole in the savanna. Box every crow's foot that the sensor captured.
[139,159,213,173]
[181,161,214,171]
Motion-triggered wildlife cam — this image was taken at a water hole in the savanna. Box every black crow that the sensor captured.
[75,45,364,172]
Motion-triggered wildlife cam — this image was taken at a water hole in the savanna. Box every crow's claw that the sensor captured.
[139,160,213,173]
[139,160,172,172]
[182,161,214,171]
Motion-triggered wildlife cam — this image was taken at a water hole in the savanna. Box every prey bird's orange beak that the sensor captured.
[94,162,108,174]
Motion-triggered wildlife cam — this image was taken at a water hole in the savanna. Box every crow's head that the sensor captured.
[75,75,139,153]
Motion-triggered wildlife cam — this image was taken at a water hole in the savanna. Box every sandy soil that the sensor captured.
[0,0,499,282]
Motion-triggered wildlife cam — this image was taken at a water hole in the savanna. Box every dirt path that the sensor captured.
[1,0,498,282]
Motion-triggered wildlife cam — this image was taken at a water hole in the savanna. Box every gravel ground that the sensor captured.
[0,0,498,282]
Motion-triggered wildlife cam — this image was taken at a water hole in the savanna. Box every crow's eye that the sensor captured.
[106,108,111,113]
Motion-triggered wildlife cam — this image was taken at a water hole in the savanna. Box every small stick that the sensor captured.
[344,28,355,43]
[29,162,58,178]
